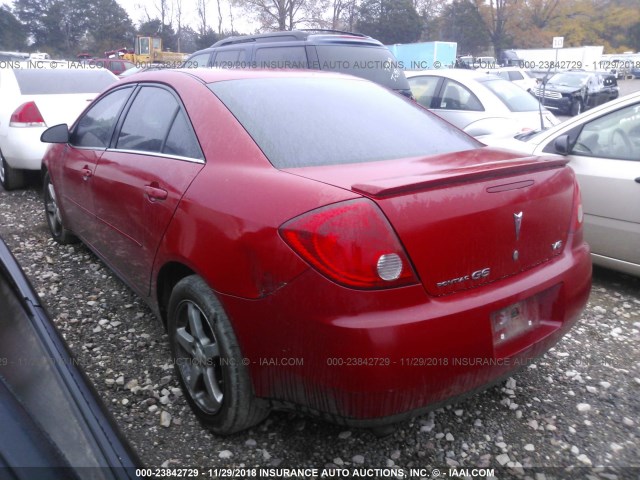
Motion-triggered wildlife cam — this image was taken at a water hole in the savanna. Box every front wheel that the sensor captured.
[168,275,269,435]
[43,172,77,244]
[570,99,583,116]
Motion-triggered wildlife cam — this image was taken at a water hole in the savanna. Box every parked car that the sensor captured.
[532,70,619,116]
[41,69,591,434]
[484,92,640,277]
[183,29,412,97]
[0,64,117,190]
[490,67,538,92]
[406,69,559,138]
[0,237,140,477]
[84,58,136,77]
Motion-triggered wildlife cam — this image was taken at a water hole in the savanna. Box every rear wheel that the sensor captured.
[43,172,77,244]
[0,150,25,191]
[168,275,269,434]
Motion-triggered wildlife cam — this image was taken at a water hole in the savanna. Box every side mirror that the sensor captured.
[40,124,69,144]
[553,134,570,155]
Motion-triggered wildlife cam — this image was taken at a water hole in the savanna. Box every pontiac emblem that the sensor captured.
[514,212,523,241]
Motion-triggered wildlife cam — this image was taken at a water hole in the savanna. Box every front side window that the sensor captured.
[185,53,211,68]
[571,103,640,161]
[71,87,133,148]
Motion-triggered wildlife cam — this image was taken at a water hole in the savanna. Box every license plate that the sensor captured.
[491,298,539,346]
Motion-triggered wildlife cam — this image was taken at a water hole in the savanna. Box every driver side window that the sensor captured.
[71,87,133,148]
[572,103,640,161]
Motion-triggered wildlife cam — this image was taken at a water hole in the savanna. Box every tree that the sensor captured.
[439,0,490,55]
[232,0,314,31]
[0,5,28,51]
[356,0,422,44]
[468,0,515,57]
[86,0,135,56]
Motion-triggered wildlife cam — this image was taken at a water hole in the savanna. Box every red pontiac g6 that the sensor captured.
[41,69,591,434]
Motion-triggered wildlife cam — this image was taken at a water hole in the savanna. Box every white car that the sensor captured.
[0,64,117,190]
[490,67,538,92]
[406,69,558,138]
[485,92,640,277]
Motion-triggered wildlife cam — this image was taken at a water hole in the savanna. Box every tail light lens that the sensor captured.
[279,199,418,289]
[10,102,46,127]
[570,178,584,245]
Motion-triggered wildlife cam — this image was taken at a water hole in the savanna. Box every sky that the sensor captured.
[115,0,253,34]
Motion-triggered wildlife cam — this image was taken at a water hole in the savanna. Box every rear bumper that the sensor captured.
[220,237,591,424]
[1,128,47,171]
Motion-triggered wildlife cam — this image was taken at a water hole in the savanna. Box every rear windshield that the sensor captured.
[13,69,116,95]
[481,78,541,112]
[314,45,410,91]
[209,77,479,168]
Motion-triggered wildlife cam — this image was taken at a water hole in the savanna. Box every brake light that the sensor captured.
[570,178,584,245]
[279,199,418,289]
[10,101,46,127]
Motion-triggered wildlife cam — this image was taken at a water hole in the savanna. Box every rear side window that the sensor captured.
[315,45,410,91]
[72,87,133,148]
[117,86,203,159]
[12,69,116,94]
[408,75,441,108]
[117,87,176,153]
[508,71,524,81]
[254,46,308,68]
[210,77,479,168]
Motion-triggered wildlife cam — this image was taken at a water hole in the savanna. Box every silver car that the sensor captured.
[485,92,640,277]
[406,69,558,138]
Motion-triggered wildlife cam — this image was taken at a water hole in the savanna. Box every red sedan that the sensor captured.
[41,69,591,435]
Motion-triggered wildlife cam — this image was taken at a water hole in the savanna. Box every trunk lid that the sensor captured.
[284,147,575,296]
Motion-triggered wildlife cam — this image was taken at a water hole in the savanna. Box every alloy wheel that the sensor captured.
[173,300,224,414]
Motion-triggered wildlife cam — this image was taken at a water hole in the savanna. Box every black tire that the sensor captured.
[570,99,583,116]
[0,150,25,191]
[43,172,77,244]
[168,275,269,434]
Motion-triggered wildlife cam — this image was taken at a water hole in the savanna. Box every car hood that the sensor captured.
[542,83,582,94]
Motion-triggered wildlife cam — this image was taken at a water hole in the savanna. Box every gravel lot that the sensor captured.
[1,83,639,479]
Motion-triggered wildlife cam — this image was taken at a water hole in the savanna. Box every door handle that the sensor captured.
[81,167,92,180]
[145,185,168,201]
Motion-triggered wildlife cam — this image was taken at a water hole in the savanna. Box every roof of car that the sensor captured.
[209,29,380,48]
[119,67,362,86]
[405,68,498,80]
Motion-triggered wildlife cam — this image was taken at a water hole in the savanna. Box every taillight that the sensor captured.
[10,101,46,127]
[279,199,418,289]
[570,178,584,245]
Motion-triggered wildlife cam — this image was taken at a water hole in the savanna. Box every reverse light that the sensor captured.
[10,101,46,127]
[279,199,418,289]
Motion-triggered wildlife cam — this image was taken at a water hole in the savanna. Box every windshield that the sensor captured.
[481,78,542,112]
[210,77,479,169]
[13,69,116,94]
[547,73,588,88]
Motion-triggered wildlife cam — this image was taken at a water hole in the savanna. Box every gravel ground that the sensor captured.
[1,182,639,480]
